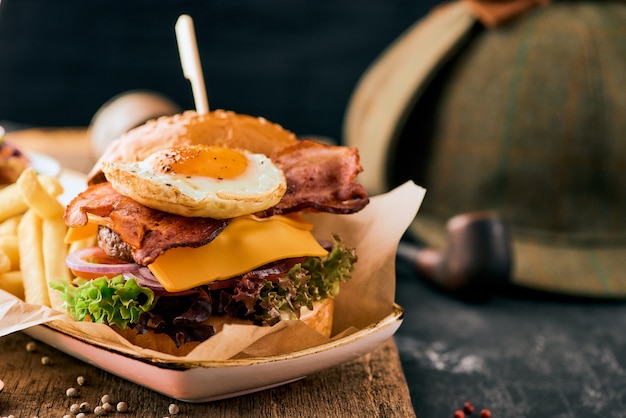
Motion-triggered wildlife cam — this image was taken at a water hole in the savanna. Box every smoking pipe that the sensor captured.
[397,211,512,299]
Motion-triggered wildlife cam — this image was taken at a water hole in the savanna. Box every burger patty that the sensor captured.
[97,226,134,263]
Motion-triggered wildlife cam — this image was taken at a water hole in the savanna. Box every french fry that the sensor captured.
[0,270,25,300]
[43,217,70,311]
[0,249,10,273]
[69,235,98,254]
[0,183,28,223]
[38,174,64,197]
[17,209,49,306]
[0,235,19,270]
[0,170,63,223]
[17,167,64,220]
[0,216,21,236]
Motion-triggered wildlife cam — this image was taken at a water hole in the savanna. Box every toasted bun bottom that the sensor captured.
[112,298,334,356]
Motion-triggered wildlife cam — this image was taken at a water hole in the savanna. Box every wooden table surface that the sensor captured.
[0,332,413,418]
[0,128,416,417]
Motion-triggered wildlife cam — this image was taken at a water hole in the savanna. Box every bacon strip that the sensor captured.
[259,140,369,217]
[65,140,368,264]
[64,183,229,265]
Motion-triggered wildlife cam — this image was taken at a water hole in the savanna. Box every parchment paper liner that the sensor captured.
[1,181,425,361]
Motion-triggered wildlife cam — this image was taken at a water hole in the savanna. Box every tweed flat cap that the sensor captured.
[345,1,626,297]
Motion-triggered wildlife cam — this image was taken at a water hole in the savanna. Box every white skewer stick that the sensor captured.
[176,14,209,114]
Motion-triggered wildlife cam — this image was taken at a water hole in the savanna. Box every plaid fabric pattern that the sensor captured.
[400,2,626,296]
[344,1,626,298]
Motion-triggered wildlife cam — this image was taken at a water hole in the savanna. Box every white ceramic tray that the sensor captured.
[27,151,61,177]
[24,304,403,402]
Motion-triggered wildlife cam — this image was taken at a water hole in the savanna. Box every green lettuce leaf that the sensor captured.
[251,234,357,324]
[50,276,156,329]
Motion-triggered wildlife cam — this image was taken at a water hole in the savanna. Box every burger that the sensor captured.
[52,110,369,354]
[0,126,30,186]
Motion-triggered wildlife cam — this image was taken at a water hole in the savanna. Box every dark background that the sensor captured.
[395,254,626,418]
[0,0,440,141]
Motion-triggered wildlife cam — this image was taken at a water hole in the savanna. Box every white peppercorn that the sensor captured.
[94,405,106,416]
[101,394,111,404]
[168,403,180,415]
[103,402,114,412]
[66,387,78,397]
[79,402,90,412]
[69,403,81,414]
[76,375,86,386]
[25,341,37,352]
[116,401,129,413]
[40,356,51,365]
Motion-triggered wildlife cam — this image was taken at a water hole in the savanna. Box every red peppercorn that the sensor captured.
[453,411,465,418]
[463,401,475,414]
[480,409,492,418]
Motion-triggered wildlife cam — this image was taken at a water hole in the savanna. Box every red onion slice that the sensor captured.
[126,267,168,292]
[65,247,140,279]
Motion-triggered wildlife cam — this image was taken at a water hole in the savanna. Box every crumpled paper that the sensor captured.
[0,293,66,337]
[0,181,425,361]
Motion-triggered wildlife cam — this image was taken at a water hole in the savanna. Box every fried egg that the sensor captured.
[101,145,287,219]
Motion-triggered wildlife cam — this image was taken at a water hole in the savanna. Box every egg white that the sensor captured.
[101,148,287,219]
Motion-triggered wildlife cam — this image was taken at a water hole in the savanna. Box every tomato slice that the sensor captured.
[206,277,238,290]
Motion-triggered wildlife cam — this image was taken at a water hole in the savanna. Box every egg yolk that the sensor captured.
[155,145,248,179]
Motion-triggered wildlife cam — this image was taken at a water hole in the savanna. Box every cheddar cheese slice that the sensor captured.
[64,222,98,243]
[148,214,328,292]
